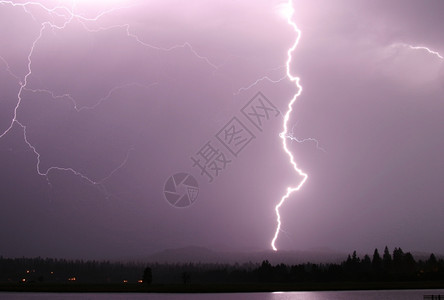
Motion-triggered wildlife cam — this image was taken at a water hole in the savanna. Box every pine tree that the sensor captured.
[383,246,392,270]
[143,267,152,285]
[372,248,382,269]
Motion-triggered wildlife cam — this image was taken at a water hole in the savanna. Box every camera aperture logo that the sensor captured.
[163,173,199,208]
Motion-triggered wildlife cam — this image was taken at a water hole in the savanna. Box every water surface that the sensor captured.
[1,289,444,299]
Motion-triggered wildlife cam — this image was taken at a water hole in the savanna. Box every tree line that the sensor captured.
[251,247,443,283]
[0,246,443,284]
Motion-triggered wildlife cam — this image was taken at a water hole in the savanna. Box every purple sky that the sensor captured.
[0,0,443,259]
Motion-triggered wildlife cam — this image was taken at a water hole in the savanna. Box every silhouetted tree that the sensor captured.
[352,251,360,263]
[428,254,438,266]
[403,252,416,278]
[372,248,382,275]
[181,272,190,284]
[392,248,404,273]
[354,254,370,280]
[383,246,392,271]
[143,267,152,285]
[258,260,273,282]
[290,264,307,282]
[344,251,360,276]
[362,255,372,270]
[274,263,289,282]
[427,253,439,276]
[0,247,443,285]
[392,248,404,263]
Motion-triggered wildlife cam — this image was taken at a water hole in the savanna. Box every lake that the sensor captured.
[1,290,444,299]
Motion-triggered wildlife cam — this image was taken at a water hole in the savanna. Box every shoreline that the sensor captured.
[1,281,444,293]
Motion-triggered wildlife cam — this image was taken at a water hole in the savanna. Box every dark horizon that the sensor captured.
[1,245,443,265]
[1,245,443,292]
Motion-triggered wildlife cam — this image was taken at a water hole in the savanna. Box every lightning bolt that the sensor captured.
[234,74,287,96]
[286,124,326,153]
[233,65,287,96]
[271,0,308,251]
[391,42,443,61]
[0,1,136,191]
[24,82,159,112]
[2,0,317,241]
[0,0,222,195]
[0,55,20,81]
[408,45,443,60]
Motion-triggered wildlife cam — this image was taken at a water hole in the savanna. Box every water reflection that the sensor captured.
[1,290,444,300]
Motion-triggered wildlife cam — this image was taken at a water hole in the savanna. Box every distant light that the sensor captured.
[137,280,143,283]
[68,277,76,281]
[26,270,30,274]
[21,278,26,282]
[123,280,128,283]
[50,272,54,275]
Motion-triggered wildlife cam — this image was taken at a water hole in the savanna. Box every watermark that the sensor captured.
[216,117,255,157]
[163,92,280,208]
[163,173,199,208]
[241,92,280,132]
[190,141,232,183]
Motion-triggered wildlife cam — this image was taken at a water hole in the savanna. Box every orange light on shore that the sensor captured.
[138,280,143,283]
[21,278,26,282]
[68,277,76,281]
[123,280,128,283]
